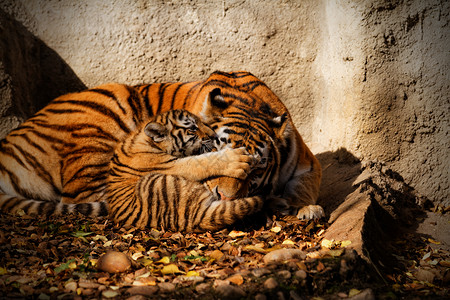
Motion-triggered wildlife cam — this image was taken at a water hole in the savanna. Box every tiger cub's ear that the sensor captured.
[144,122,168,142]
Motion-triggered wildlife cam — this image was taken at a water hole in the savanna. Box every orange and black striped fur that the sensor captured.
[134,71,323,219]
[107,109,263,231]
[0,84,148,217]
[0,71,322,221]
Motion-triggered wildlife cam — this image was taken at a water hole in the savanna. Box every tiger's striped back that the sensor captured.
[107,110,263,231]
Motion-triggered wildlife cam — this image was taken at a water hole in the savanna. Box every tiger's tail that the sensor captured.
[197,196,264,231]
[0,193,108,218]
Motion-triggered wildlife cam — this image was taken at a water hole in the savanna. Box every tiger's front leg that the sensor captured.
[168,147,253,182]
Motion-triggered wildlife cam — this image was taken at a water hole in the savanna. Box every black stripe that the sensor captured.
[173,178,180,231]
[16,134,48,154]
[63,145,111,156]
[31,121,120,142]
[31,130,68,145]
[52,99,132,134]
[170,82,187,110]
[62,203,69,215]
[77,203,93,216]
[221,92,251,106]
[134,84,154,116]
[89,88,127,115]
[0,145,28,169]
[125,85,143,124]
[156,83,170,114]
[279,135,292,172]
[12,144,55,186]
[64,162,110,185]
[45,108,86,114]
[99,202,108,216]
[182,82,202,110]
[211,71,253,79]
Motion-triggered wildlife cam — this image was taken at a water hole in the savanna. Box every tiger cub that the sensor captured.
[107,109,263,231]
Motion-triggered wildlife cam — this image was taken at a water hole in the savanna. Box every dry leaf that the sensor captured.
[282,239,295,245]
[161,264,184,275]
[209,250,224,260]
[321,239,333,249]
[156,256,171,264]
[227,274,244,285]
[428,238,441,245]
[186,271,200,277]
[243,245,267,254]
[439,260,450,267]
[270,226,282,233]
[348,289,361,297]
[340,240,352,247]
[132,252,144,260]
[327,249,344,257]
[228,230,247,238]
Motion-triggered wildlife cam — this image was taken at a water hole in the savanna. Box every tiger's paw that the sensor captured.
[296,205,325,220]
[219,147,253,179]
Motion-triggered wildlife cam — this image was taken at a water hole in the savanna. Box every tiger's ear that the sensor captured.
[200,88,229,122]
[207,88,229,109]
[269,112,292,139]
[144,122,167,142]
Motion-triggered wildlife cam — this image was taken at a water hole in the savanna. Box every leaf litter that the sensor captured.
[0,211,448,299]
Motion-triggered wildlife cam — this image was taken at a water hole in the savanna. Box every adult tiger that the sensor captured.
[0,84,253,218]
[134,71,323,219]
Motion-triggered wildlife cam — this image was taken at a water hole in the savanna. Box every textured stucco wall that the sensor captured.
[0,0,448,205]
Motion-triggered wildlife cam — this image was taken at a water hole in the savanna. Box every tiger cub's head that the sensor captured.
[144,109,216,157]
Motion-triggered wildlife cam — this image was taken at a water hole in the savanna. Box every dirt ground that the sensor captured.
[1,153,449,300]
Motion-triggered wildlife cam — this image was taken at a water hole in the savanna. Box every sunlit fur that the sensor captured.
[0,84,147,216]
[107,110,263,231]
[134,71,323,219]
[0,71,322,220]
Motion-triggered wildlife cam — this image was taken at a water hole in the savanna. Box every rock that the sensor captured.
[195,283,210,294]
[294,270,307,279]
[263,249,306,264]
[252,268,271,277]
[97,251,132,273]
[255,293,267,300]
[127,286,159,296]
[263,277,278,290]
[158,282,176,293]
[215,284,246,299]
[277,270,291,279]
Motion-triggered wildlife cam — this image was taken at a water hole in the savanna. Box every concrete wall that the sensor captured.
[0,0,448,205]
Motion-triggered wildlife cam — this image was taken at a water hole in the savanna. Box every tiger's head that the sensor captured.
[144,109,216,157]
[193,71,294,200]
